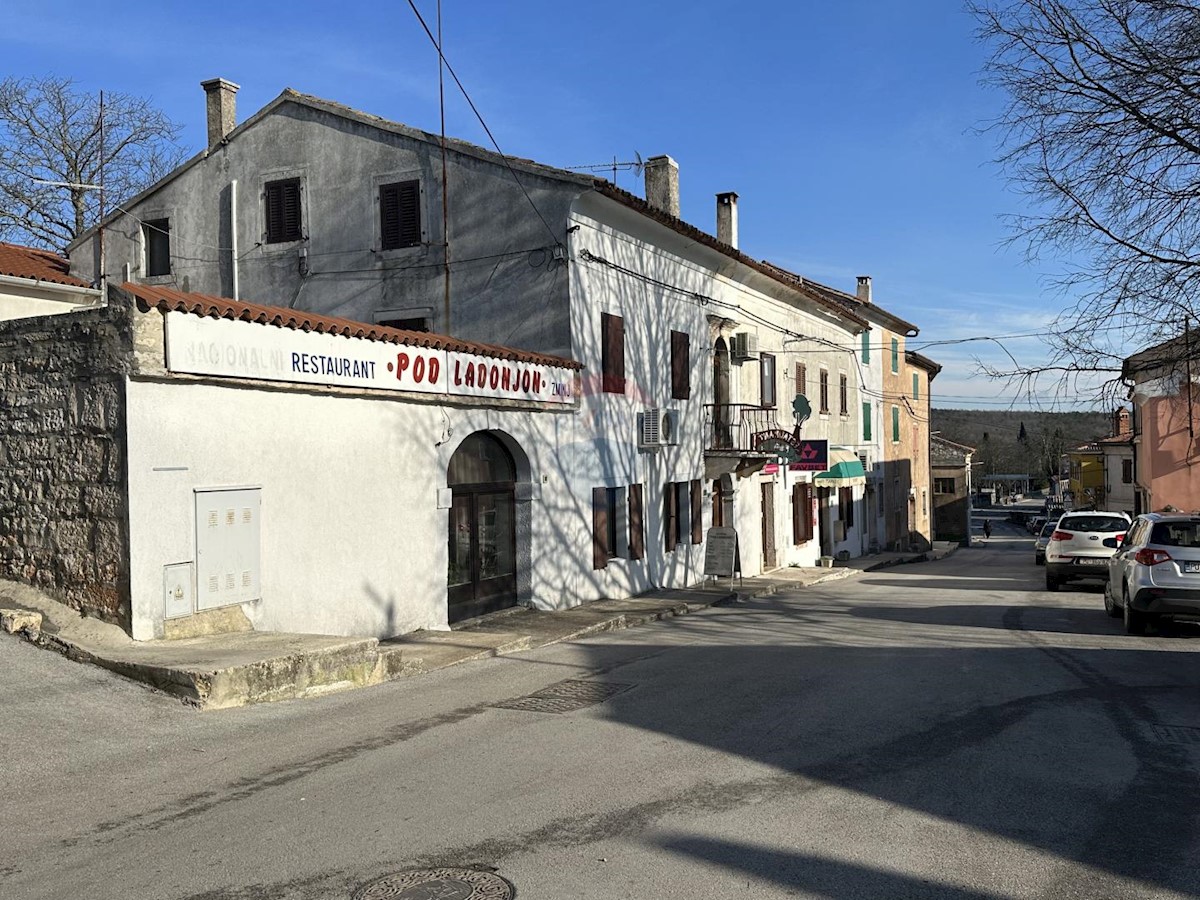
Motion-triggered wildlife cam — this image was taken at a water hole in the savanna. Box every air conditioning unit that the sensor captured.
[639,408,664,450]
[731,331,759,361]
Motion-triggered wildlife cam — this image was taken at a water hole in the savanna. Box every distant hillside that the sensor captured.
[930,408,1116,486]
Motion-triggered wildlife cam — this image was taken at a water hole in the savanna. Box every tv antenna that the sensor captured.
[566,152,644,186]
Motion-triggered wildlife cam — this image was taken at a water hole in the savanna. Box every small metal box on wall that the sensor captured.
[194,487,262,611]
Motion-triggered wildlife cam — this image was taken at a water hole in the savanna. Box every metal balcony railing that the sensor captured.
[704,404,781,452]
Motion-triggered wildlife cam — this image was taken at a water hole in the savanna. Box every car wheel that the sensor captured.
[1046,573,1060,592]
[1103,582,1120,618]
[1123,590,1146,635]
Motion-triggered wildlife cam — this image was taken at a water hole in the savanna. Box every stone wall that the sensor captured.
[0,302,133,628]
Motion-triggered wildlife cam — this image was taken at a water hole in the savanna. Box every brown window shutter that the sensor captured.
[629,484,645,560]
[265,178,302,243]
[592,487,609,570]
[602,313,626,394]
[690,479,702,544]
[664,481,678,551]
[381,180,421,249]
[671,331,690,400]
[794,482,813,543]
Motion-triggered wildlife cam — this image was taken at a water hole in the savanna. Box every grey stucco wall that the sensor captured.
[73,99,581,359]
[0,304,132,627]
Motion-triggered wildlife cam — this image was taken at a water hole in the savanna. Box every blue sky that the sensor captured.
[3,1,1099,409]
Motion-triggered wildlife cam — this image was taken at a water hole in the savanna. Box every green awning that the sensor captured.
[814,448,866,482]
[815,460,865,480]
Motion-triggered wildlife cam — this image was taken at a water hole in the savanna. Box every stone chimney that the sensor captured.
[1113,406,1132,435]
[201,78,240,149]
[716,192,739,249]
[644,155,680,218]
[856,275,873,304]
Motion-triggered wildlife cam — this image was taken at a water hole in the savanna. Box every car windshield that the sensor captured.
[1149,521,1200,547]
[1040,523,1056,537]
[1059,516,1126,533]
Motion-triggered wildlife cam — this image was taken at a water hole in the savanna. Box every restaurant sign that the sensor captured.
[753,429,803,464]
[164,312,576,404]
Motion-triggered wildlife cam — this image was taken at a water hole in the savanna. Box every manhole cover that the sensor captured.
[490,679,633,714]
[1148,724,1200,745]
[354,867,515,899]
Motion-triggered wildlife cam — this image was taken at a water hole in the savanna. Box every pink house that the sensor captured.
[1124,336,1200,513]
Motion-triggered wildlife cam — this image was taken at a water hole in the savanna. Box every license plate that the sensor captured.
[1076,558,1106,566]
[1184,562,1200,574]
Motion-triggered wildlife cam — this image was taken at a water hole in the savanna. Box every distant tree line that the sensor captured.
[932,408,1111,487]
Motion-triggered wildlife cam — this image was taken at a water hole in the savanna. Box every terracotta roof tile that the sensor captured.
[0,241,91,288]
[119,283,583,370]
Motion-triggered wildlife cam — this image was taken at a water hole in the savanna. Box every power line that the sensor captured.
[405,0,560,247]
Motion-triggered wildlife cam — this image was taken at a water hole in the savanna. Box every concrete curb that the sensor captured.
[1,567,856,709]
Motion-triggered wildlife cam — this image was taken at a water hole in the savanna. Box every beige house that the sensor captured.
[0,241,101,321]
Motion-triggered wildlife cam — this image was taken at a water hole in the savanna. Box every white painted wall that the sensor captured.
[568,194,864,575]
[124,376,578,640]
[0,283,101,321]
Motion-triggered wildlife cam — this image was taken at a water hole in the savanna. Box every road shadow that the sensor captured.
[847,602,1200,638]
[565,631,1200,897]
[656,835,1009,899]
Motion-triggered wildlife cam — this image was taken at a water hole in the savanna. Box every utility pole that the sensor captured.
[437,0,451,335]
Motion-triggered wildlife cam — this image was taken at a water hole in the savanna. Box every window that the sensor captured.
[671,330,690,400]
[601,312,625,393]
[892,405,900,442]
[793,482,813,544]
[592,484,644,569]
[819,369,830,414]
[760,353,776,407]
[664,480,702,550]
[935,477,956,494]
[378,316,429,332]
[380,180,421,249]
[1122,458,1133,484]
[912,372,920,400]
[839,486,854,528]
[265,178,302,243]
[839,374,849,416]
[795,363,807,398]
[143,218,170,277]
[890,337,899,373]
[862,401,872,441]
[861,331,870,364]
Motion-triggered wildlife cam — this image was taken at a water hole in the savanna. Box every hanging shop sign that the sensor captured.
[791,439,830,472]
[753,429,803,464]
[164,312,575,405]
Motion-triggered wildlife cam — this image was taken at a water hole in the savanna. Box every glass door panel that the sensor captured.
[448,494,473,587]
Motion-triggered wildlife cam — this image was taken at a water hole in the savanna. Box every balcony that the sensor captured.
[704,403,778,478]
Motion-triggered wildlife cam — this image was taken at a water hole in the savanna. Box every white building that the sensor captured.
[0,81,925,640]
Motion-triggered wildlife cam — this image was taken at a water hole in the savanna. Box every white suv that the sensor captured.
[1106,513,1200,634]
[1045,511,1131,591]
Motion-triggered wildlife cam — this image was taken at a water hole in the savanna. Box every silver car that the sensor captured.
[1034,520,1056,566]
[1106,513,1200,634]
[1045,511,1131,591]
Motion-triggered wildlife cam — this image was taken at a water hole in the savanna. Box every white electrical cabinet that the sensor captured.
[195,487,262,611]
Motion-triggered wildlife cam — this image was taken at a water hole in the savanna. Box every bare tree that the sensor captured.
[971,0,1200,397]
[0,76,187,252]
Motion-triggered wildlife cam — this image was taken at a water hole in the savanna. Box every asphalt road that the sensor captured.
[4,519,1200,899]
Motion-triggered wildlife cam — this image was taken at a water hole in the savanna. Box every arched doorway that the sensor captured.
[447,432,517,623]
